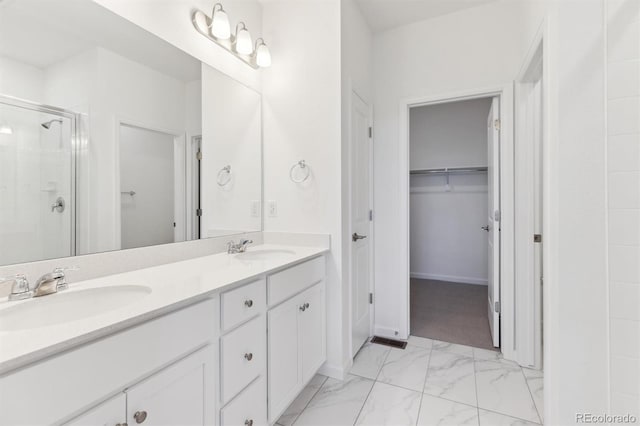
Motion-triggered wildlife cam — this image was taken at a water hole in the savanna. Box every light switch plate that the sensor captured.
[267,200,277,217]
[250,200,260,217]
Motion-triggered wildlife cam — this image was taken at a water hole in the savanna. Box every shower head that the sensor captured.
[41,119,63,129]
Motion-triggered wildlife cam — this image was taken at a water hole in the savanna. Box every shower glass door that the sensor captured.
[0,99,75,265]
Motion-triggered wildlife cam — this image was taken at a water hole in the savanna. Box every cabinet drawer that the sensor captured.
[221,377,267,426]
[221,315,266,404]
[268,256,325,306]
[222,279,265,331]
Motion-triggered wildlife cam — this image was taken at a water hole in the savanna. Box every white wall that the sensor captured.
[605,0,640,417]
[201,63,262,237]
[543,0,611,422]
[410,99,491,170]
[261,0,344,376]
[372,0,546,339]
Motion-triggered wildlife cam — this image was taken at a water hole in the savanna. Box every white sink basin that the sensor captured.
[235,249,297,261]
[0,285,151,332]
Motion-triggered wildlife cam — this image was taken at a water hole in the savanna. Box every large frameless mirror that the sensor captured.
[0,0,262,265]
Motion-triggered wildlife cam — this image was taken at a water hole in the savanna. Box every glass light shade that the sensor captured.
[211,9,230,39]
[256,43,271,67]
[235,27,253,55]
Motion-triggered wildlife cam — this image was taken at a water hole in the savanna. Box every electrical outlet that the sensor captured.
[268,200,277,217]
[250,200,260,217]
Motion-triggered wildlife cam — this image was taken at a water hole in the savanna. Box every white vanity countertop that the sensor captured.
[0,244,328,374]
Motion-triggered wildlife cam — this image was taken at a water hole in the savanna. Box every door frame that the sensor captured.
[398,84,517,360]
[514,22,548,373]
[346,84,375,360]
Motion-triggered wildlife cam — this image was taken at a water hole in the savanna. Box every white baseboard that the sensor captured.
[410,272,488,286]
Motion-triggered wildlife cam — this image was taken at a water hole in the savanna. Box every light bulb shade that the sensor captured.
[235,26,253,55]
[256,43,271,67]
[211,7,230,39]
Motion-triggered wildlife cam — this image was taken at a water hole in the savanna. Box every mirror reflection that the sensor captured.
[0,0,262,266]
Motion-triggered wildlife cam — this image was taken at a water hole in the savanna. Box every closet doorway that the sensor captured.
[408,96,501,350]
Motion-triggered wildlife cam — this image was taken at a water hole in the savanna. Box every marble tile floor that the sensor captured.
[276,336,544,426]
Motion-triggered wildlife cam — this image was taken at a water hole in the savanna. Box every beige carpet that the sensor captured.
[410,278,497,350]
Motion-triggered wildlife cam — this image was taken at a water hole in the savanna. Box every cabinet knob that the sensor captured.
[244,299,253,308]
[244,352,253,361]
[305,302,310,309]
[133,411,147,424]
[245,420,254,426]
[299,304,306,312]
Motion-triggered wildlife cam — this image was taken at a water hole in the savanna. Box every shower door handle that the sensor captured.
[51,197,65,213]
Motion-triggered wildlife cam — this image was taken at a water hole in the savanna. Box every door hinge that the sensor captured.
[196,149,202,161]
[495,301,501,313]
[196,208,203,217]
[368,127,373,138]
[494,210,501,222]
[369,209,373,221]
[369,293,373,304]
[494,119,501,131]
[534,234,542,243]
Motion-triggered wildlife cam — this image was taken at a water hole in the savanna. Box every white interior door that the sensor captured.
[351,92,373,355]
[487,97,501,348]
[119,124,175,250]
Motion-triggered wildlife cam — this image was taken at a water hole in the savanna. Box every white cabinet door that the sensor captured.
[267,298,300,422]
[299,283,326,383]
[126,346,215,426]
[65,394,125,426]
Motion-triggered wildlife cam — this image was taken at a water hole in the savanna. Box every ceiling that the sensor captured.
[0,0,200,82]
[355,0,500,33]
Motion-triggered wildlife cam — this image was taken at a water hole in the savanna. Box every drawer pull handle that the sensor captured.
[244,352,253,361]
[244,299,254,308]
[299,304,306,312]
[245,420,254,426]
[133,411,147,424]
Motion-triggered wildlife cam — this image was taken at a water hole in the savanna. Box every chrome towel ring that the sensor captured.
[217,165,232,186]
[290,160,310,183]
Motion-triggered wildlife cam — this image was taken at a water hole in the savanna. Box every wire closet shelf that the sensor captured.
[409,166,488,175]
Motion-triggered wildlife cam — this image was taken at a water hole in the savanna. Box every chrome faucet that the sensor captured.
[1,274,33,301]
[227,239,253,254]
[33,266,78,297]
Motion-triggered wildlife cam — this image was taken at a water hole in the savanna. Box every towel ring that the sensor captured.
[290,160,310,183]
[217,165,232,186]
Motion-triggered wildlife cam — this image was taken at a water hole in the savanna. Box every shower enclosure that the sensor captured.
[0,95,77,265]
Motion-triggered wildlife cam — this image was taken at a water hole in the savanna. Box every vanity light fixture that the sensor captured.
[234,22,253,55]
[210,3,230,39]
[192,3,271,69]
[254,38,271,68]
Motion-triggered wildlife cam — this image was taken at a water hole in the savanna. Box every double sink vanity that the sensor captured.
[0,242,328,425]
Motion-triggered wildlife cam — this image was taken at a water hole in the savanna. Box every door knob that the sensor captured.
[244,299,253,308]
[244,352,253,361]
[481,225,490,232]
[352,233,367,242]
[245,420,254,426]
[133,411,147,424]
